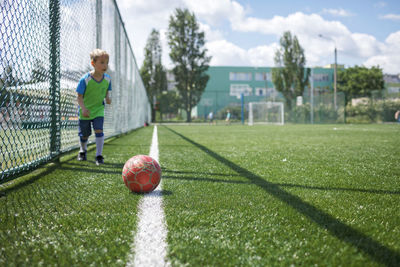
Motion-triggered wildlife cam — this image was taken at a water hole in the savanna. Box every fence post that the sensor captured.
[96,0,102,48]
[241,93,244,124]
[49,0,61,161]
[310,68,314,124]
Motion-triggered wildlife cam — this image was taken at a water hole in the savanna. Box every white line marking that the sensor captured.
[127,126,170,267]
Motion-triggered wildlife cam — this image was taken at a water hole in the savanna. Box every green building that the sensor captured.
[196,66,335,119]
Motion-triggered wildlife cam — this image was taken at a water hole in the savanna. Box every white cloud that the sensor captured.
[116,0,400,74]
[380,14,400,21]
[230,12,351,38]
[322,8,355,17]
[350,33,381,58]
[248,45,278,67]
[182,0,245,26]
[116,0,181,68]
[199,23,224,42]
[206,40,278,67]
[223,10,400,73]
[364,31,400,74]
[206,40,249,66]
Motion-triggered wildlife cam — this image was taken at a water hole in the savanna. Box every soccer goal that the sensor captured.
[248,102,284,125]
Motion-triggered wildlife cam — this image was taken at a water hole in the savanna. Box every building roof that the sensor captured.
[384,74,400,84]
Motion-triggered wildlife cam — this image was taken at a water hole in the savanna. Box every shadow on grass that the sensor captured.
[0,157,126,196]
[163,175,251,185]
[165,126,400,267]
[276,182,400,195]
[163,168,237,177]
[163,173,400,195]
[63,161,124,170]
[59,166,121,175]
[0,164,60,197]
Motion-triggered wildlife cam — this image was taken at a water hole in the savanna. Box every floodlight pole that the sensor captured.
[319,34,337,110]
[334,46,337,110]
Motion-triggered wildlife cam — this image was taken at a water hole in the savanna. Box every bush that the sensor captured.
[286,104,310,123]
[286,104,344,124]
[345,99,400,123]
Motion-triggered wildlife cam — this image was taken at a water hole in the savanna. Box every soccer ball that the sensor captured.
[122,155,161,193]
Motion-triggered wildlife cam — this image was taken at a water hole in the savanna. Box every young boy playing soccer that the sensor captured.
[76,49,112,165]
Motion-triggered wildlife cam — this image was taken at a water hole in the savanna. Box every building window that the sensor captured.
[255,72,271,81]
[255,87,267,96]
[229,72,252,81]
[255,87,277,96]
[313,73,330,82]
[230,84,252,97]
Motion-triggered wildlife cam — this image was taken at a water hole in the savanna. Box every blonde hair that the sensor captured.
[90,49,109,62]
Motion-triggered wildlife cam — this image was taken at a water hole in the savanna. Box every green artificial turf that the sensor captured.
[0,127,153,266]
[1,124,399,266]
[159,124,400,266]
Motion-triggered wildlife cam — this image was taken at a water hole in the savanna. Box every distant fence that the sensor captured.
[196,89,346,123]
[0,0,151,183]
[195,88,399,124]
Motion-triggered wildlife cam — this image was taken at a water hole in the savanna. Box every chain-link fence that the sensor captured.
[0,0,151,183]
[196,89,346,124]
[287,90,346,124]
[196,87,400,124]
[345,90,400,123]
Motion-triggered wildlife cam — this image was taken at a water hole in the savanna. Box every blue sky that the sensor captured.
[118,0,400,74]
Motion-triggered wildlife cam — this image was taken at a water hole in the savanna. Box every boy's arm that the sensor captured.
[77,93,90,117]
[105,91,112,105]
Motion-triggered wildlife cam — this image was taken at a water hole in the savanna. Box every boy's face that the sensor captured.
[91,55,109,74]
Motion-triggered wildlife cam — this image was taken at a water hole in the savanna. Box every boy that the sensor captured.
[225,109,231,125]
[76,49,112,165]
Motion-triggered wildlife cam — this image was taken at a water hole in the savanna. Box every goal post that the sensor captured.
[248,102,284,125]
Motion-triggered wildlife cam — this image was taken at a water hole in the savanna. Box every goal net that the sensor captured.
[248,102,284,125]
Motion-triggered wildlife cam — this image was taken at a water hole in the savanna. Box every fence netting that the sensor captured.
[196,87,399,124]
[0,0,151,182]
[196,90,346,123]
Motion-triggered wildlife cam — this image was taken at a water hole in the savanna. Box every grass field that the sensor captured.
[1,124,399,266]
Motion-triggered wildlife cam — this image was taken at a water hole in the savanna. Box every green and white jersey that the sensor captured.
[76,73,112,120]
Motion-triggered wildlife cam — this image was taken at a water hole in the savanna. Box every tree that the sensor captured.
[337,65,384,104]
[140,29,168,122]
[272,31,310,111]
[167,8,211,122]
[1,64,18,88]
[30,59,49,83]
[159,91,180,120]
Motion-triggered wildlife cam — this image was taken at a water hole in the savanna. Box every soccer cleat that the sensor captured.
[95,155,104,165]
[77,151,87,161]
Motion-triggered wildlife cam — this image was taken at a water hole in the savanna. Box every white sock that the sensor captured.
[80,140,88,152]
[96,135,104,157]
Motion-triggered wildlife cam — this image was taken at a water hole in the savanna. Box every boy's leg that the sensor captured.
[78,119,91,161]
[80,136,88,152]
[93,117,105,165]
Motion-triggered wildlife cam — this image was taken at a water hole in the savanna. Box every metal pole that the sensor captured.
[96,0,102,48]
[49,0,61,161]
[310,68,314,124]
[241,93,244,124]
[334,47,337,110]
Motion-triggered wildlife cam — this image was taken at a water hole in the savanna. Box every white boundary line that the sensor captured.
[127,126,170,267]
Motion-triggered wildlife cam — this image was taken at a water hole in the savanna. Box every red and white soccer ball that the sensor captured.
[122,155,161,193]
